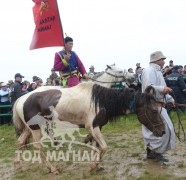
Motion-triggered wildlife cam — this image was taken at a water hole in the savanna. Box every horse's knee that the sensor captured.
[33,143,42,151]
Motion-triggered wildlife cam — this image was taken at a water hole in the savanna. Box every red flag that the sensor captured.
[30,0,64,50]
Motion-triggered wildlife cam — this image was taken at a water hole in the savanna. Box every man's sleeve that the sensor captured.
[142,68,164,93]
[142,68,174,103]
[76,54,87,75]
[54,53,69,71]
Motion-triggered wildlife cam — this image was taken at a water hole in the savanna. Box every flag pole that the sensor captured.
[55,0,65,46]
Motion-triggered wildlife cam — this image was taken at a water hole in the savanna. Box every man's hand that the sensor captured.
[83,73,89,80]
[63,54,70,61]
[171,101,176,107]
[163,87,172,94]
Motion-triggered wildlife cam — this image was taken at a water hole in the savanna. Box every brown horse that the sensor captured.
[13,82,165,174]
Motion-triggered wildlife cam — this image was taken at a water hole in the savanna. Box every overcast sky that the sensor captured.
[1,0,186,83]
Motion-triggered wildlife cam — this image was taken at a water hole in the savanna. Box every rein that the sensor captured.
[166,102,186,142]
[164,92,186,142]
[137,108,164,135]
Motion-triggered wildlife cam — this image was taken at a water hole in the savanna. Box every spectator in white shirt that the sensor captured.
[0,83,11,125]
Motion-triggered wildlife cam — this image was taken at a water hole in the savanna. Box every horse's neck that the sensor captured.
[95,72,114,88]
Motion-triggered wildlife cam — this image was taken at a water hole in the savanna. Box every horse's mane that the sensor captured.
[135,91,156,107]
[91,84,156,122]
[91,84,136,122]
[91,71,105,79]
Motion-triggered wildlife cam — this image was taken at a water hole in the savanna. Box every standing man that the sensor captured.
[141,51,175,162]
[54,36,88,87]
[11,73,25,136]
[11,73,25,106]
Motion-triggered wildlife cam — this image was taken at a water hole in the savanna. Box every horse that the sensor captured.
[13,82,165,174]
[85,64,134,88]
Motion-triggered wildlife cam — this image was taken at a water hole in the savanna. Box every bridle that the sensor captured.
[90,69,126,84]
[105,71,126,79]
[137,101,165,136]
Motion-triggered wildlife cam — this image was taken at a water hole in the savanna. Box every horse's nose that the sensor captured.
[162,131,166,135]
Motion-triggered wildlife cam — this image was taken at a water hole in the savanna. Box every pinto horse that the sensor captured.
[13,82,165,174]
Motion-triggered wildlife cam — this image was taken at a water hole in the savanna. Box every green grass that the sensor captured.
[0,113,186,179]
[102,114,141,134]
[0,124,17,159]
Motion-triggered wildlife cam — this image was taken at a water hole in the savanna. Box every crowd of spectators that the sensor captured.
[0,61,186,125]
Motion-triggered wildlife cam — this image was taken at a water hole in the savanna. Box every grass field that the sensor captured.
[0,113,186,180]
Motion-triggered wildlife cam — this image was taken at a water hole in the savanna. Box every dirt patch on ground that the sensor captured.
[1,128,186,179]
[0,159,14,180]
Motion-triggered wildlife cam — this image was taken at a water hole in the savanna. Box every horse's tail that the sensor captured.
[13,100,25,131]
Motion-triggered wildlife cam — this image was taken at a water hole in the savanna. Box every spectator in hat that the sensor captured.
[141,51,175,162]
[11,73,25,136]
[11,73,25,106]
[88,65,96,78]
[0,83,11,125]
[49,68,58,84]
[32,76,40,86]
[54,36,88,87]
[166,65,186,112]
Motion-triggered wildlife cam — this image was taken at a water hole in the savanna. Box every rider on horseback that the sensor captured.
[53,36,88,87]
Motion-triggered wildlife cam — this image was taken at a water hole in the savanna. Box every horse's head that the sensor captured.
[135,86,165,137]
[105,64,125,81]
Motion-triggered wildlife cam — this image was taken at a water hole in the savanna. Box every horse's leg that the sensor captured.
[89,138,104,171]
[32,129,60,175]
[84,126,102,144]
[14,126,31,169]
[88,126,107,171]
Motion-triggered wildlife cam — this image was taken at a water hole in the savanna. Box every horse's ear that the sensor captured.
[107,65,112,69]
[145,86,155,95]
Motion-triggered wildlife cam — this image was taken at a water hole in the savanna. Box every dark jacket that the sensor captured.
[11,81,24,104]
[165,72,186,104]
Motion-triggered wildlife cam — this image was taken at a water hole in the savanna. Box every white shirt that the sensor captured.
[142,63,174,103]
[0,88,10,102]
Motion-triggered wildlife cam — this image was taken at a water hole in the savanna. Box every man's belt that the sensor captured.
[60,70,78,79]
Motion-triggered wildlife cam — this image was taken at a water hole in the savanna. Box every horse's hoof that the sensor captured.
[96,166,105,171]
[50,167,60,175]
[52,169,60,175]
[88,163,98,172]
